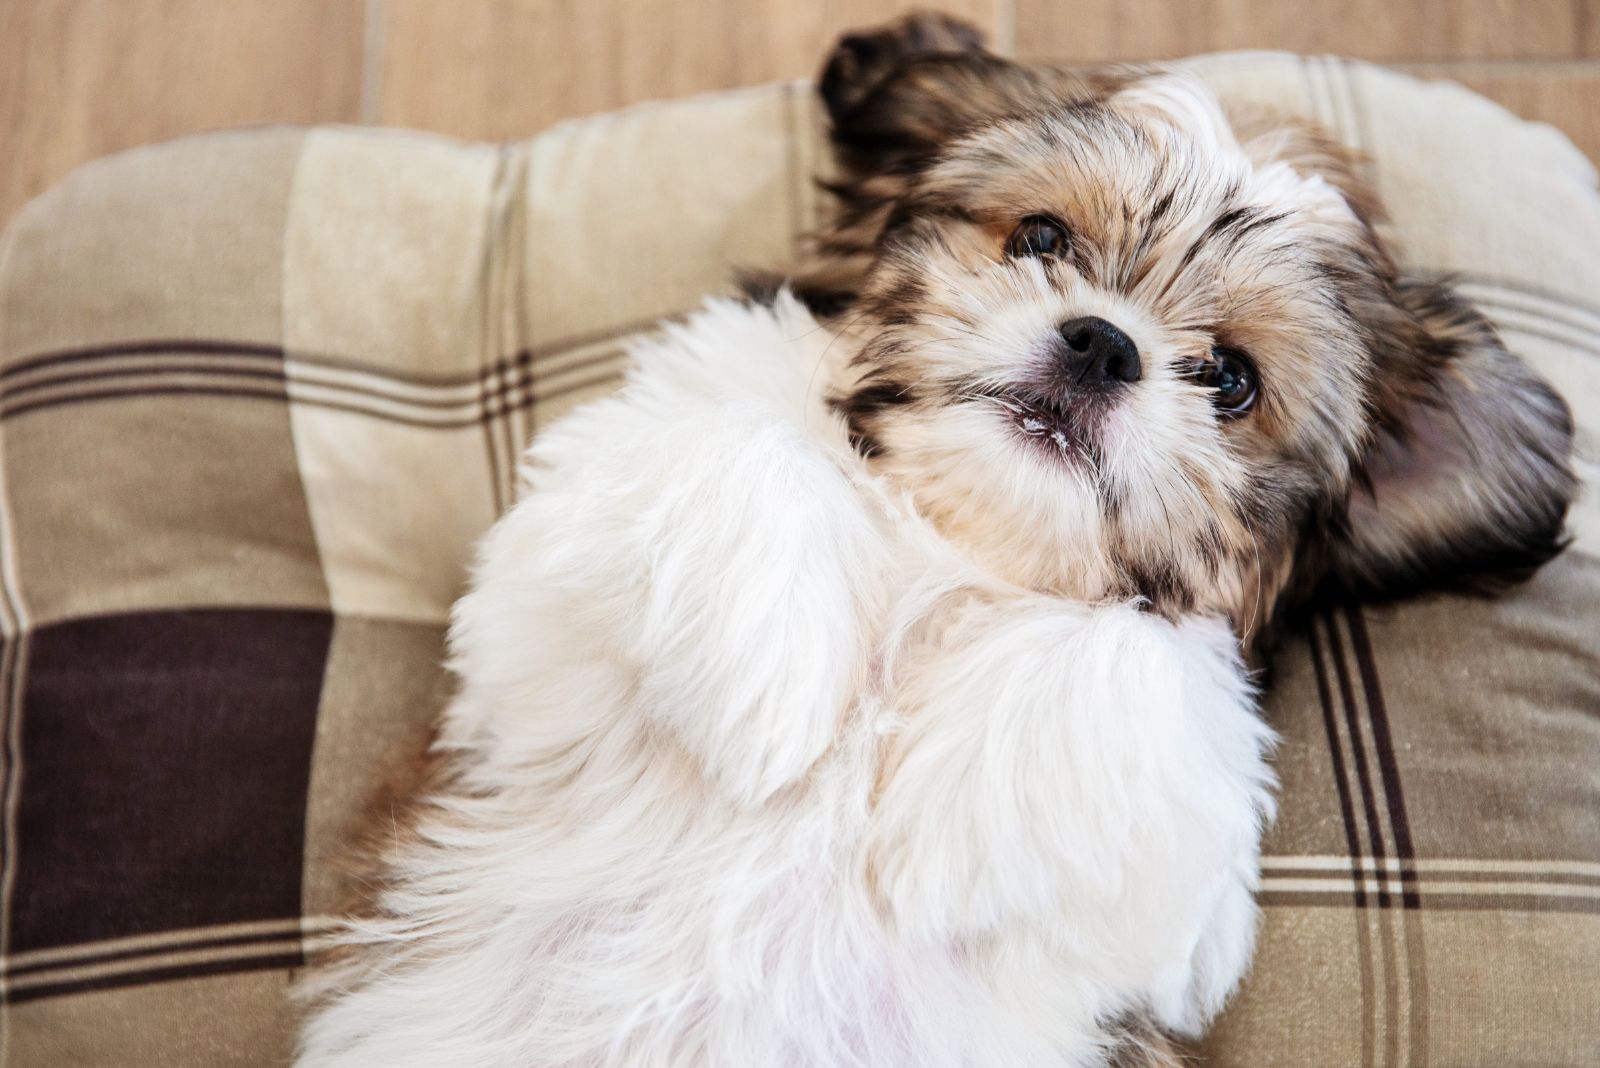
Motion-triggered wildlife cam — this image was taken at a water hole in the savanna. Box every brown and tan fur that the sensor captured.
[784,13,1573,665]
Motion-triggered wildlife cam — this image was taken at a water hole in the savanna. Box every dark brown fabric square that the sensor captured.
[11,608,333,953]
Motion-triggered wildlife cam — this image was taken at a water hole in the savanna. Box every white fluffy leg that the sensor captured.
[865,600,1275,1036]
[445,297,887,806]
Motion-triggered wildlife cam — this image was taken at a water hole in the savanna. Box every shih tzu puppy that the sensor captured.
[297,14,1574,1068]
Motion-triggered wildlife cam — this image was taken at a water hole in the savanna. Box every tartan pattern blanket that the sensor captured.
[0,54,1597,1066]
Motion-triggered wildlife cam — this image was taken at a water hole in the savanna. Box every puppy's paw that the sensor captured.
[868,602,1273,1033]
[819,11,987,119]
[1148,863,1262,1037]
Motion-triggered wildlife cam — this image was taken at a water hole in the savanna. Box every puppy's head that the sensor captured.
[808,18,1575,645]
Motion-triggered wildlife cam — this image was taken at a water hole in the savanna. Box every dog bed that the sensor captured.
[0,53,1596,1066]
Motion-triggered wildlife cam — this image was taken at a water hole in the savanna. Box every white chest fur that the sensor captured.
[296,297,1276,1068]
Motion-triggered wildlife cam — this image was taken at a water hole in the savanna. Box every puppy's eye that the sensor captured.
[1006,215,1072,260]
[1198,347,1259,415]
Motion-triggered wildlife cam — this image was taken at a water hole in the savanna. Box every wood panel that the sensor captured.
[1014,0,1596,63]
[378,0,1006,142]
[0,0,366,226]
[5,0,1600,233]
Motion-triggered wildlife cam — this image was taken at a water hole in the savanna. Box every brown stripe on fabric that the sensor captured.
[508,351,535,498]
[3,915,326,970]
[3,348,628,417]
[1,383,291,421]
[1346,604,1429,1068]
[12,356,501,406]
[3,362,289,403]
[1265,866,1600,887]
[0,338,282,380]
[7,934,305,996]
[1263,878,1600,903]
[1,315,660,383]
[1257,891,1360,908]
[1329,609,1406,1068]
[4,341,627,397]
[503,150,537,499]
[498,352,533,507]
[0,366,627,427]
[1451,271,1600,321]
[4,925,307,978]
[1458,288,1600,342]
[479,344,506,515]
[1346,607,1428,1067]
[1310,621,1371,908]
[1465,314,1600,369]
[482,145,520,514]
[1259,891,1600,915]
[1325,611,1393,907]
[1465,312,1600,365]
[1309,619,1376,1068]
[1474,312,1600,363]
[1403,895,1600,915]
[5,949,302,1004]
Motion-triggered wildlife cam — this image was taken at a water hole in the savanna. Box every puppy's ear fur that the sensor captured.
[778,14,1129,311]
[818,10,987,125]
[1332,277,1576,599]
[1233,111,1576,604]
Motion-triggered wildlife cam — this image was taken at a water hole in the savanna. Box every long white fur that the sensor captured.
[296,294,1277,1068]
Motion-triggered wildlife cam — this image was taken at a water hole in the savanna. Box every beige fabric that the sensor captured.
[1,53,1597,1067]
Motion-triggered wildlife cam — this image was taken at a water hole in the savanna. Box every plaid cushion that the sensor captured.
[0,56,1596,1066]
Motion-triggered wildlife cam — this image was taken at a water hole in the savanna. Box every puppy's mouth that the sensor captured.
[979,387,1104,462]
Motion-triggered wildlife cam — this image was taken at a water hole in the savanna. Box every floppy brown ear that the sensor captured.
[818,11,988,129]
[1332,276,1576,599]
[782,15,1124,311]
[819,14,1126,184]
[782,14,1008,309]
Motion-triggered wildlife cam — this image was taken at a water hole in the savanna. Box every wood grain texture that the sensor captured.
[1014,0,1599,63]
[5,0,1600,232]
[378,0,1005,141]
[0,0,365,226]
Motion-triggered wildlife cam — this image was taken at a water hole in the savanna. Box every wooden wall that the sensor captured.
[5,0,1597,226]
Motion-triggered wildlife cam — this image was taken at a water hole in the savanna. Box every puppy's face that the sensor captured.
[813,34,1573,643]
[839,78,1371,630]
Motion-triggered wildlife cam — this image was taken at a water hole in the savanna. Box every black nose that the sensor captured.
[1058,316,1141,386]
